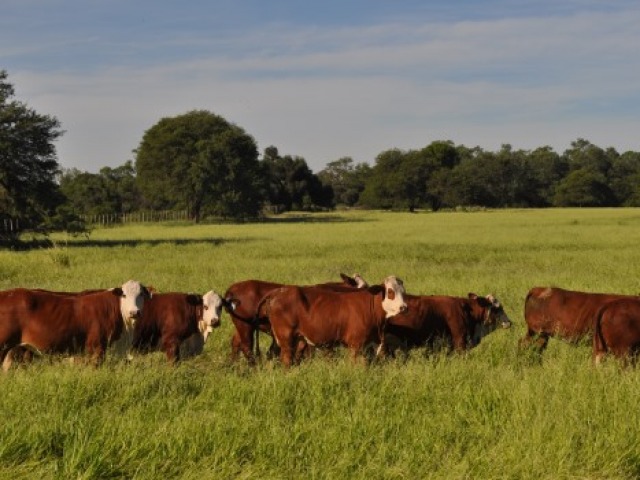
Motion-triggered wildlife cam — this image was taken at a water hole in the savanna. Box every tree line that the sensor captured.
[2,69,640,246]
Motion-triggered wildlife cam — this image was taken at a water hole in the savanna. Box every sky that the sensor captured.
[2,0,639,173]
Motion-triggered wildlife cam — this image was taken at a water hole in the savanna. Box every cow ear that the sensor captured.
[224,298,239,311]
[145,285,156,298]
[188,294,203,306]
[468,293,478,301]
[367,285,384,296]
[110,287,124,297]
[340,273,356,287]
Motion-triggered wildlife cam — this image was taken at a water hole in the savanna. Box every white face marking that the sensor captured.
[118,280,147,332]
[381,275,407,318]
[200,290,223,342]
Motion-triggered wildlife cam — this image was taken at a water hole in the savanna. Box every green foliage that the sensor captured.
[317,157,371,207]
[262,146,333,212]
[0,70,66,243]
[553,168,616,207]
[135,110,263,221]
[3,209,640,478]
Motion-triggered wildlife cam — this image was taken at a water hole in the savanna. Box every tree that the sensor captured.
[553,168,616,207]
[525,146,568,206]
[135,110,264,221]
[608,151,640,206]
[0,70,83,244]
[317,157,371,207]
[59,161,141,215]
[261,146,333,212]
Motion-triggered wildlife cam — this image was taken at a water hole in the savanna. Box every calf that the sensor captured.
[593,298,640,365]
[224,273,367,365]
[132,290,226,363]
[260,276,406,367]
[0,280,150,369]
[386,293,511,354]
[522,287,635,353]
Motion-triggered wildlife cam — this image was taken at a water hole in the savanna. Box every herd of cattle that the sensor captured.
[1,273,640,371]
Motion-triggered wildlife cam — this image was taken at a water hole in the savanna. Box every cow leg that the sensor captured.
[534,334,550,353]
[86,338,106,367]
[266,337,281,360]
[162,337,180,364]
[231,324,257,366]
[273,330,294,368]
[518,329,536,349]
[2,348,16,372]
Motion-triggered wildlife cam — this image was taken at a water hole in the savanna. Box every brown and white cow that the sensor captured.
[385,293,511,355]
[223,273,368,365]
[131,290,226,363]
[0,280,151,370]
[258,276,406,367]
[521,287,636,353]
[593,298,640,365]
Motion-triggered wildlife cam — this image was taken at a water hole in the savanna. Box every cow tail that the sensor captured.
[254,289,279,360]
[254,326,261,360]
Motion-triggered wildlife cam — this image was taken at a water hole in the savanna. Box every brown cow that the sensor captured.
[131,290,226,363]
[0,280,150,370]
[593,298,640,365]
[385,293,511,355]
[259,276,407,367]
[224,273,367,365]
[521,287,636,353]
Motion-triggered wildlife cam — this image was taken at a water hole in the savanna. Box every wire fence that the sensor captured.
[81,210,190,227]
[2,217,19,233]
[1,210,191,233]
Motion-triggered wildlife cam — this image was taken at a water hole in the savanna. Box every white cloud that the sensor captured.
[9,5,640,172]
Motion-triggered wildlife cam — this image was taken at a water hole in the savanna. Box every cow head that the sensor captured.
[200,290,227,341]
[381,275,407,318]
[469,293,512,346]
[111,280,151,331]
[340,273,369,289]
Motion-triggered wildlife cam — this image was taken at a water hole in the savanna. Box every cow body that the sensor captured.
[0,280,150,369]
[386,293,511,354]
[132,290,224,363]
[261,276,406,367]
[224,274,367,364]
[593,298,640,364]
[522,287,635,352]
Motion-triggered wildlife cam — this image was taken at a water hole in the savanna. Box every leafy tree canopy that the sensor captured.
[0,70,85,245]
[135,110,263,221]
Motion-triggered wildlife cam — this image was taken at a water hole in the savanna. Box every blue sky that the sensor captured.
[2,0,639,172]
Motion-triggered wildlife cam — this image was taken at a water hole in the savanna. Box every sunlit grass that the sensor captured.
[2,208,640,478]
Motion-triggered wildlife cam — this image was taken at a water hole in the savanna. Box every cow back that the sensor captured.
[525,287,635,340]
[133,293,201,351]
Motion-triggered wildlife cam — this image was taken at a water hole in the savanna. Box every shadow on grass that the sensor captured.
[4,236,263,251]
[256,214,373,224]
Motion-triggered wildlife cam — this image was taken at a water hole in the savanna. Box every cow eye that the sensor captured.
[204,305,209,310]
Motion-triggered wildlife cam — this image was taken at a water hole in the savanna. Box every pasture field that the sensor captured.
[2,208,640,479]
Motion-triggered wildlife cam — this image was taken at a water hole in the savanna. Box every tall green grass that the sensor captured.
[2,209,640,478]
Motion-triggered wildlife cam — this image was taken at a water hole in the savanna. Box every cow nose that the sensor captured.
[130,309,141,319]
[212,318,221,328]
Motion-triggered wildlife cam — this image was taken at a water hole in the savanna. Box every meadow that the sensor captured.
[2,208,640,479]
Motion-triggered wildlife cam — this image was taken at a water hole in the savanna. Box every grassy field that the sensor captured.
[2,208,640,479]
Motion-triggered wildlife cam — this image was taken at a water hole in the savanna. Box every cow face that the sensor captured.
[381,276,408,318]
[200,290,224,341]
[112,280,150,331]
[469,293,512,346]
